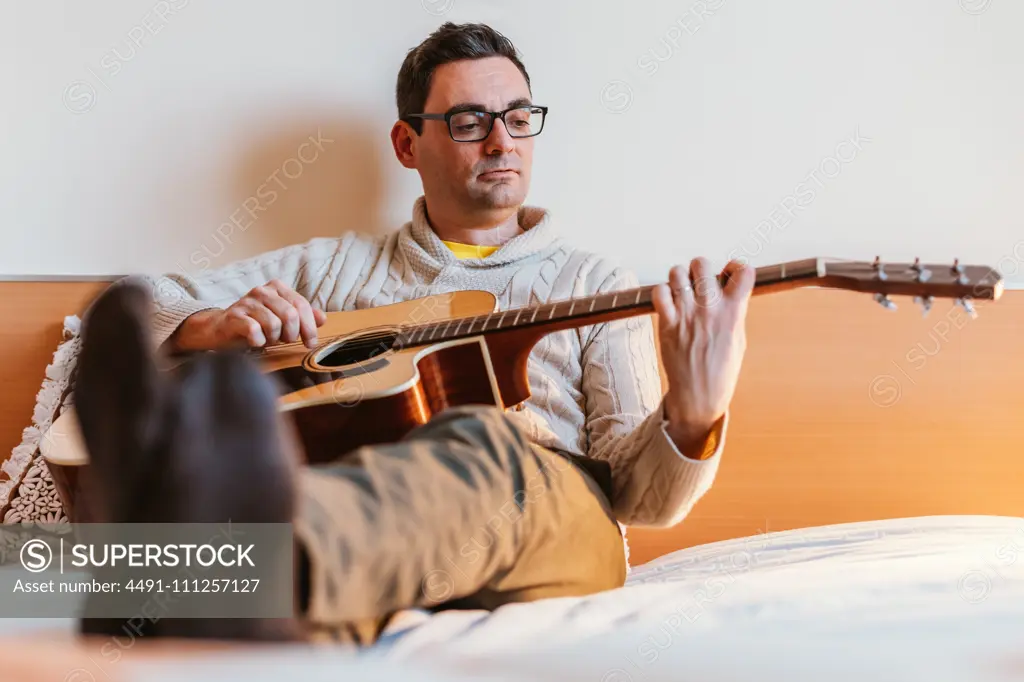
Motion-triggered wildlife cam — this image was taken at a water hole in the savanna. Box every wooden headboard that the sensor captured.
[1,279,1021,565]
[633,287,1023,564]
[0,279,114,482]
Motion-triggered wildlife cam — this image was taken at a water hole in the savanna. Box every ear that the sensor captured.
[74,277,164,519]
[391,119,418,169]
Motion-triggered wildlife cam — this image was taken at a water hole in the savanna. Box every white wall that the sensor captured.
[3,0,1022,288]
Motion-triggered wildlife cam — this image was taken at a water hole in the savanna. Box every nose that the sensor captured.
[483,116,515,154]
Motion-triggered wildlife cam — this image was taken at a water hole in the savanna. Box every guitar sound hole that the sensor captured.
[318,329,398,368]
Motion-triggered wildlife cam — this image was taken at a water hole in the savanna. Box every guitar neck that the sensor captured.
[394,258,824,348]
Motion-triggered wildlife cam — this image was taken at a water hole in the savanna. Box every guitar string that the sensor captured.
[255,268,792,357]
[260,300,617,356]
[258,287,655,356]
[251,271,817,357]
[249,261,993,358]
[255,265,811,357]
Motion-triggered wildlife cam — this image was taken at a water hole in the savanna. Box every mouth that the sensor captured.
[478,169,518,180]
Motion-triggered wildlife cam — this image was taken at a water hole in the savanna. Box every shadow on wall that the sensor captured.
[189,115,391,274]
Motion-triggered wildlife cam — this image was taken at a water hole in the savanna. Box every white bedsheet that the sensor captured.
[372,515,1024,681]
[3,515,1022,681]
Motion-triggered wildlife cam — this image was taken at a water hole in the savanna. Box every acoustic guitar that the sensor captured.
[40,257,1003,518]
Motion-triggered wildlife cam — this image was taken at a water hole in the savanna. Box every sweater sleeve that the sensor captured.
[140,237,344,349]
[580,267,727,528]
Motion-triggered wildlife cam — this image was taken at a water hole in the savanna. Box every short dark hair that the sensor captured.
[396,22,531,134]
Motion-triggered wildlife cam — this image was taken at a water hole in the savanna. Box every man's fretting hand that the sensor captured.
[650,258,755,459]
[169,279,328,352]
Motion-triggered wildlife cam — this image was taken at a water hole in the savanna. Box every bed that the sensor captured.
[1,515,1022,680]
[0,279,1022,680]
[372,515,1024,680]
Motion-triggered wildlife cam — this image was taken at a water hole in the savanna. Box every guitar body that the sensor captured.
[47,289,509,463]
[261,289,509,462]
[43,290,533,520]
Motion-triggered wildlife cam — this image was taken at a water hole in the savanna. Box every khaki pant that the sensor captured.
[293,405,627,644]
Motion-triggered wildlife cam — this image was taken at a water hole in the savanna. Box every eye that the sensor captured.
[451,111,485,128]
[506,110,531,125]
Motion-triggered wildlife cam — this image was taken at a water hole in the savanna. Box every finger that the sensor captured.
[238,299,284,345]
[268,281,320,348]
[722,260,756,299]
[250,286,301,344]
[224,309,266,347]
[668,264,696,312]
[651,283,679,328]
[689,257,720,309]
[313,308,327,326]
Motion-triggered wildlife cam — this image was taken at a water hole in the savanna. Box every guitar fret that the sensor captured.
[611,294,618,308]
[589,298,596,312]
[498,311,508,328]
[549,304,556,319]
[513,310,522,325]
[454,319,464,336]
[530,308,539,323]
[568,302,576,316]
[634,290,642,304]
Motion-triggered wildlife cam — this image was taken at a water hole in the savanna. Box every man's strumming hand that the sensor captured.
[169,279,328,352]
[650,258,755,459]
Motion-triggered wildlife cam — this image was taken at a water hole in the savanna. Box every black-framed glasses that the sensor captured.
[404,105,548,142]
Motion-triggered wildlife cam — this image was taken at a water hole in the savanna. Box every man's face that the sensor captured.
[409,56,535,213]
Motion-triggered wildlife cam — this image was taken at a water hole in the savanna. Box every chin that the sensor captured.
[471,181,526,209]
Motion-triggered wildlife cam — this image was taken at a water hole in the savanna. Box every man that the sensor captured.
[144,22,754,643]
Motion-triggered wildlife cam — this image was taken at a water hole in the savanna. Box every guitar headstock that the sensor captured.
[820,257,1004,317]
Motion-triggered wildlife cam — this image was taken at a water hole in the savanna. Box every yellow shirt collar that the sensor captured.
[440,239,500,259]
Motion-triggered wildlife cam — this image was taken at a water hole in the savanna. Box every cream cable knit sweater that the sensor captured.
[146,196,725,528]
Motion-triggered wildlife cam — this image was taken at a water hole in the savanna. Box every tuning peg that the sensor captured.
[913,295,933,317]
[955,297,977,319]
[951,258,968,285]
[874,293,898,311]
[911,257,932,283]
[872,256,888,281]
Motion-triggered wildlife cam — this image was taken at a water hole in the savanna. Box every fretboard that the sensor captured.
[394,286,653,348]
[393,258,821,349]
